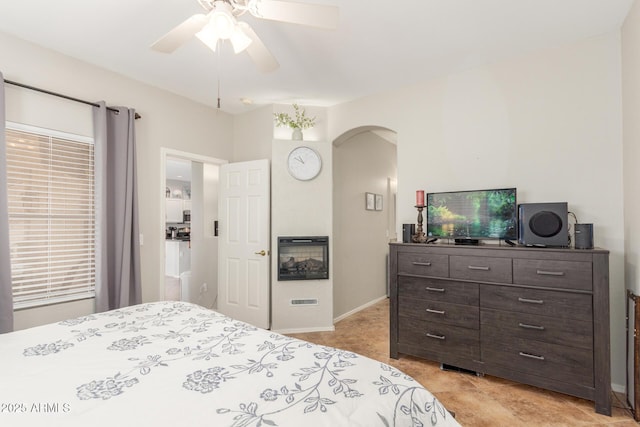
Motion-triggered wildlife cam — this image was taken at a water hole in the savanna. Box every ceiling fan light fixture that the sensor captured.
[230,25,252,53]
[211,9,235,39]
[195,22,220,52]
[196,2,251,54]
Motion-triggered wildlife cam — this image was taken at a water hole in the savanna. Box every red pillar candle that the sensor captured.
[416,190,425,207]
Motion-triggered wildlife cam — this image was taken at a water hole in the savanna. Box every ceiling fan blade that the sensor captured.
[151,14,209,53]
[238,22,280,73]
[250,0,338,30]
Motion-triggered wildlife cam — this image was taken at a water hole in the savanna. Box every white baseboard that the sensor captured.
[612,382,625,394]
[273,325,335,334]
[333,295,388,323]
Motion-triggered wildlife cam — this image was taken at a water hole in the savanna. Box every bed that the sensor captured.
[0,301,460,426]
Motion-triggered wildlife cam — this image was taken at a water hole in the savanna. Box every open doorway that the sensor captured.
[160,148,226,309]
[332,127,397,321]
[164,157,192,301]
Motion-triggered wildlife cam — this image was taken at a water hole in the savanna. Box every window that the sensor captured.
[5,123,95,309]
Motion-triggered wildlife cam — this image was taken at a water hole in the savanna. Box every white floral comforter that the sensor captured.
[0,301,460,427]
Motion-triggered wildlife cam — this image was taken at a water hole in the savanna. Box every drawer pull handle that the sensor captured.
[536,270,565,277]
[518,322,545,331]
[425,286,445,293]
[426,333,445,340]
[518,297,544,305]
[426,308,445,315]
[519,351,545,361]
[413,262,432,266]
[468,265,490,271]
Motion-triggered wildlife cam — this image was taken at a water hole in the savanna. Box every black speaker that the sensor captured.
[402,224,415,243]
[574,223,594,249]
[518,202,568,247]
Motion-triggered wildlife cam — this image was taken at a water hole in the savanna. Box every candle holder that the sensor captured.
[412,205,428,243]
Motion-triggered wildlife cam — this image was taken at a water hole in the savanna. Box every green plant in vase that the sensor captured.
[274,104,316,140]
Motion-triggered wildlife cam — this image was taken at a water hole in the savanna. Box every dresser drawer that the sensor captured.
[481,285,592,321]
[398,276,479,305]
[482,338,594,387]
[399,296,479,329]
[481,309,593,350]
[398,316,479,360]
[398,252,449,277]
[450,255,512,283]
[513,259,592,290]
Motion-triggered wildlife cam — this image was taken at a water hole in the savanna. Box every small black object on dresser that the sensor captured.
[402,224,415,243]
[389,242,611,416]
[575,223,594,249]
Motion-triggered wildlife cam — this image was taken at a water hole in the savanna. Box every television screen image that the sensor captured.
[426,188,517,240]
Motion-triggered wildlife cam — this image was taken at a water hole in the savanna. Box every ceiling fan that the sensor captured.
[151,0,339,73]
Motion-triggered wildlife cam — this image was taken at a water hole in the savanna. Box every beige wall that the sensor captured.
[233,105,274,162]
[266,105,333,332]
[233,104,329,163]
[333,131,397,318]
[623,0,640,302]
[270,138,333,332]
[1,31,234,329]
[187,161,219,309]
[328,31,626,390]
[622,0,640,403]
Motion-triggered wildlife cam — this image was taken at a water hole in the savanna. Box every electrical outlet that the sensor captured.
[200,283,207,294]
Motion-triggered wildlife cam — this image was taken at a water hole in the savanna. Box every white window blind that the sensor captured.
[5,124,96,309]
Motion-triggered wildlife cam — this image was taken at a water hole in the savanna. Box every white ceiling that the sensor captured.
[0,0,634,114]
[166,158,192,182]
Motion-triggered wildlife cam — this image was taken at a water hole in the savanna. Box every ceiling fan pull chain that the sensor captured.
[217,41,222,109]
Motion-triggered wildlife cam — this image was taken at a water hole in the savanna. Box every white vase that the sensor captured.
[291,128,303,141]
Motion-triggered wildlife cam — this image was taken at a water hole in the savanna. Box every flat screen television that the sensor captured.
[426,188,517,244]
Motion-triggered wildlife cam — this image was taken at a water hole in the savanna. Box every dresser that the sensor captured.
[389,242,611,415]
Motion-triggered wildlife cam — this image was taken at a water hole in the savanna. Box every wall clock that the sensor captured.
[287,146,322,181]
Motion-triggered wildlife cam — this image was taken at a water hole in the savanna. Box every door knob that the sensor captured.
[254,250,268,256]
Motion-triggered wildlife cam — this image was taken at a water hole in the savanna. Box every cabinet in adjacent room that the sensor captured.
[166,198,184,223]
[389,242,611,416]
[166,198,192,223]
[166,240,190,278]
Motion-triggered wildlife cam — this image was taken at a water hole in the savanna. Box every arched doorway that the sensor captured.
[332,126,397,320]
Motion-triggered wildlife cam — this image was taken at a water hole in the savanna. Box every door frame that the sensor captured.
[159,147,227,300]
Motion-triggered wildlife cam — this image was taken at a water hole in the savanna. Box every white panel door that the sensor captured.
[217,159,270,329]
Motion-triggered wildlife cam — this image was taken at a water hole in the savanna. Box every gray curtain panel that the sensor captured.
[0,73,14,333]
[93,102,141,312]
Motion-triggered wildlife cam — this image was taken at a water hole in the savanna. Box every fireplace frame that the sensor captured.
[277,236,329,281]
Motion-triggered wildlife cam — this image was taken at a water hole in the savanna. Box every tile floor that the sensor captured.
[287,299,636,426]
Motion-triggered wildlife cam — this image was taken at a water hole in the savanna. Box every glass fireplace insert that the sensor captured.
[277,236,329,281]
